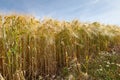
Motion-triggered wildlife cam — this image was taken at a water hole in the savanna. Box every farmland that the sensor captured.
[0,14,120,80]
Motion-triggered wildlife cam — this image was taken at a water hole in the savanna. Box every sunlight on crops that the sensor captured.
[0,14,120,80]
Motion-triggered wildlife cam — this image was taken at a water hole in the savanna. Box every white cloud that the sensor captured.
[91,0,99,4]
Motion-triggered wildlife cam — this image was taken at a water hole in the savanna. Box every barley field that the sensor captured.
[0,14,120,80]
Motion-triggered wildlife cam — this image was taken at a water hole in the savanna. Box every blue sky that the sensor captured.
[0,0,120,25]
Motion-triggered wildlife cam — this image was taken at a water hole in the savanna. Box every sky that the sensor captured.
[0,0,120,25]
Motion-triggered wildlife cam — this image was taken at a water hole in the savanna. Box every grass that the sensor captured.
[0,14,120,80]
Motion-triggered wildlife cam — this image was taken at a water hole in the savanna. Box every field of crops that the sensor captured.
[0,14,120,80]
